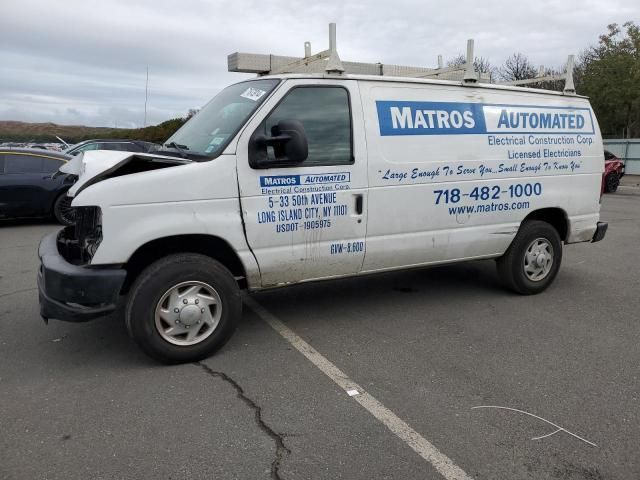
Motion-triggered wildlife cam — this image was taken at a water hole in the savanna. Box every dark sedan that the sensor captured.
[0,149,76,225]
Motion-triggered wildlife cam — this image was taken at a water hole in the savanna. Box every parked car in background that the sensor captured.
[64,139,159,156]
[603,150,625,193]
[0,149,76,225]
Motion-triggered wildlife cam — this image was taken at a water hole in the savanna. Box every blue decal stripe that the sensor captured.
[376,101,595,136]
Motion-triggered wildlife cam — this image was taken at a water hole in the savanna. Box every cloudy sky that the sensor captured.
[1,0,637,128]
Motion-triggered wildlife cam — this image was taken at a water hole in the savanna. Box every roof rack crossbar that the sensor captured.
[227,23,574,93]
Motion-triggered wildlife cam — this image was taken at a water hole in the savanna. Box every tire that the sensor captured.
[53,194,75,226]
[605,173,619,193]
[496,220,562,295]
[125,253,241,364]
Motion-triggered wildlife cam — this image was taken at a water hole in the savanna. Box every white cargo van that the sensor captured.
[38,32,607,363]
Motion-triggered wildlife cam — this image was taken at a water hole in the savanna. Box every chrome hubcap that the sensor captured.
[523,238,554,282]
[154,281,222,346]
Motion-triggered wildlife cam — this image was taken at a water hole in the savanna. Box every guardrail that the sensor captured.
[603,139,640,175]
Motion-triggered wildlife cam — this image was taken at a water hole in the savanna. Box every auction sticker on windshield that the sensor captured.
[241,87,267,101]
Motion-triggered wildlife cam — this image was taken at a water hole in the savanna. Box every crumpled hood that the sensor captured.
[62,150,190,197]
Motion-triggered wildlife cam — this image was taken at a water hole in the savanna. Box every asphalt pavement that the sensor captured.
[1,190,639,479]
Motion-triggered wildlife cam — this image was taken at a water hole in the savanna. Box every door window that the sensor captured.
[4,155,43,173]
[261,87,353,167]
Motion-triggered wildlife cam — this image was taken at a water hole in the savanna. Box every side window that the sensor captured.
[4,155,43,174]
[263,86,352,167]
[42,158,64,173]
[0,155,5,173]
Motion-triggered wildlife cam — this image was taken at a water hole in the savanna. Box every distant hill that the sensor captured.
[0,117,188,144]
[0,121,115,143]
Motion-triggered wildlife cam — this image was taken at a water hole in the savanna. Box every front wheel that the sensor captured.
[496,220,562,295]
[125,253,241,363]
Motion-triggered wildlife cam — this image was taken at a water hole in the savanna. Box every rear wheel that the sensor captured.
[496,220,562,295]
[605,173,619,193]
[125,253,241,363]
[53,194,75,225]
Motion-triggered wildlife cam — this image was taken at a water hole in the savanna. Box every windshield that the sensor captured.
[164,79,280,158]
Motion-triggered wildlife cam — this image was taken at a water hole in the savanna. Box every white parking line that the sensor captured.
[244,296,473,480]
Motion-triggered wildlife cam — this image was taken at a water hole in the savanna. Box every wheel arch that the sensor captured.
[521,207,569,242]
[121,234,248,294]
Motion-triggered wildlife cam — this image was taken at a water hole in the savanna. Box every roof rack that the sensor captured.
[228,23,575,94]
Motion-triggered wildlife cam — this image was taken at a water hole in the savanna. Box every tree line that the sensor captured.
[89,109,198,144]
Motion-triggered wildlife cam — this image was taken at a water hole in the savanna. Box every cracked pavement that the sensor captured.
[195,362,290,480]
[1,191,640,479]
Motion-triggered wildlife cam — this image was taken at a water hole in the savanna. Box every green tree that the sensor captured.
[578,22,640,138]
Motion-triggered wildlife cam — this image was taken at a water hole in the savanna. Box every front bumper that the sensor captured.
[38,230,126,322]
[591,221,608,243]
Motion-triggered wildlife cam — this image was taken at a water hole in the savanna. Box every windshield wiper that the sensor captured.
[162,141,189,158]
[155,142,213,161]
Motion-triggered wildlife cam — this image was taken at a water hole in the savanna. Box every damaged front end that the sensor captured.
[38,212,126,323]
[38,150,192,323]
[57,206,103,265]
[56,151,190,264]
[68,151,191,198]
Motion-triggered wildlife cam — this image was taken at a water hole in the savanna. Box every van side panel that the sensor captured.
[359,81,602,272]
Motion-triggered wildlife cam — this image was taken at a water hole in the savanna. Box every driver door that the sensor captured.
[236,79,368,287]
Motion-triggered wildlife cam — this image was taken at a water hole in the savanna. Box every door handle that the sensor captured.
[354,194,363,215]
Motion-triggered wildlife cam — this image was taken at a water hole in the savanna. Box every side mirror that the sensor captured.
[249,119,308,168]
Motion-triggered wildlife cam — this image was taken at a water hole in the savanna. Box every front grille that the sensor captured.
[58,206,102,264]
